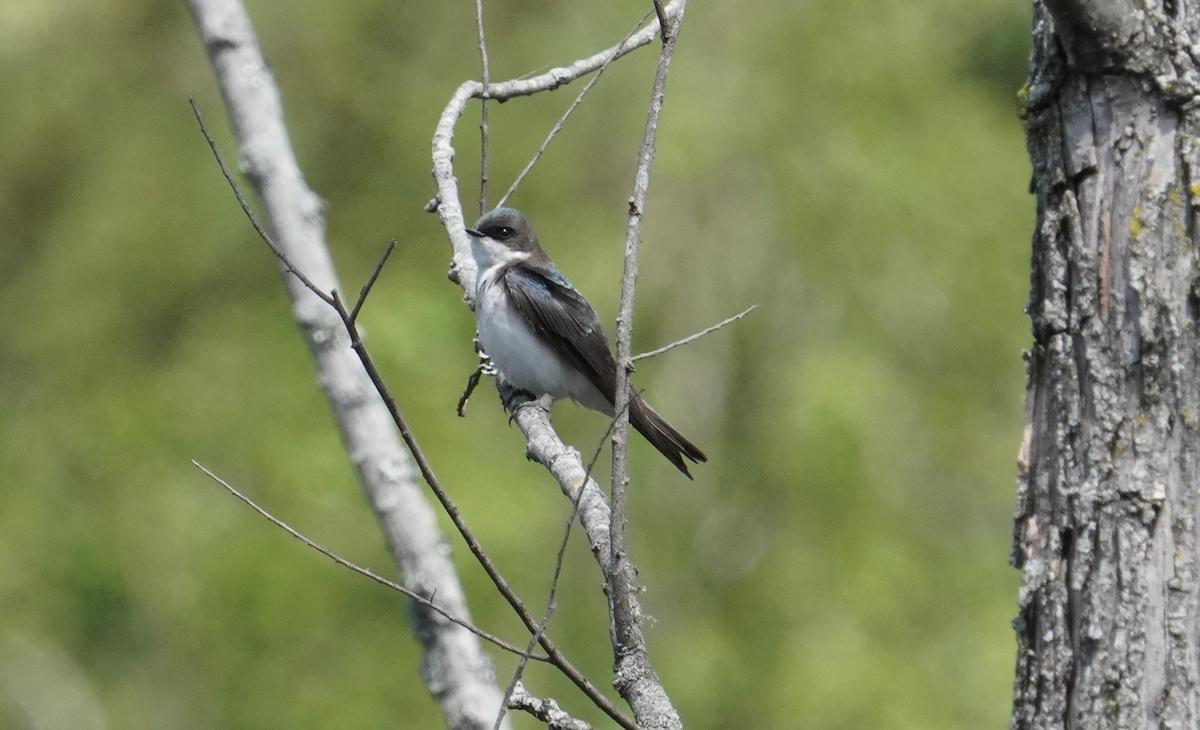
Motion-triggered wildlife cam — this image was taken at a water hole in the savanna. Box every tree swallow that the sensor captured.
[465,207,706,478]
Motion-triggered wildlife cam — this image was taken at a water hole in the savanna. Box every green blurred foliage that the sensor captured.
[0,0,1031,728]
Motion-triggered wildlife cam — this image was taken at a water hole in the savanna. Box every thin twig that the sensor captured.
[496,11,653,209]
[652,0,670,43]
[458,339,497,416]
[633,304,757,361]
[476,0,490,215]
[493,606,554,730]
[192,460,543,660]
[607,2,688,727]
[195,101,635,730]
[188,98,332,307]
[350,239,397,324]
[457,364,486,416]
[475,0,679,103]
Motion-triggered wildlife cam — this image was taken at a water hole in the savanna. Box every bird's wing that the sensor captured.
[501,263,617,402]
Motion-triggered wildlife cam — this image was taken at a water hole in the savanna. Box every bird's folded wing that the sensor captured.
[502,264,617,402]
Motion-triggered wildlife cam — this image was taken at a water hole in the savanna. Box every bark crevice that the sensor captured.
[1015,4,1200,728]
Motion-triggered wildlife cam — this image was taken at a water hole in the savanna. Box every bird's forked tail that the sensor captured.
[628,394,706,479]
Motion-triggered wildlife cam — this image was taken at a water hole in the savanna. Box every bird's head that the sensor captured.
[466,207,541,259]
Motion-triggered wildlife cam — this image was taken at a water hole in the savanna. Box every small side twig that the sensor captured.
[188,97,331,306]
[350,239,397,324]
[652,0,671,43]
[633,304,757,361]
[192,460,544,660]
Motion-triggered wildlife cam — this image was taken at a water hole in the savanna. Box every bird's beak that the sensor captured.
[465,227,483,238]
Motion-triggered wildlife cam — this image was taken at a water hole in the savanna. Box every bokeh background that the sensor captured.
[0,0,1033,728]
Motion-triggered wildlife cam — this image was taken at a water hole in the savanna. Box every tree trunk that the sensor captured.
[1014,2,1200,728]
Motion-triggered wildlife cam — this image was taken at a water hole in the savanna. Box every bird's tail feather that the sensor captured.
[628,395,707,479]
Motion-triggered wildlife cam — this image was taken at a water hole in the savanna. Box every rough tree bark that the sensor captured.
[1014,1,1200,728]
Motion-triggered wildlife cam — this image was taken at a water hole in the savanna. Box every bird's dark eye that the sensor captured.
[497,226,515,238]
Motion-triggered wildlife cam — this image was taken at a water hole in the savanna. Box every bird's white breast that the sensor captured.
[474,268,571,399]
[471,235,609,411]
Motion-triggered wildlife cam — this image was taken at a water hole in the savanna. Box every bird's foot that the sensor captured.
[456,342,499,417]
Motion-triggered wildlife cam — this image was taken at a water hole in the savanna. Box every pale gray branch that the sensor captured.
[495,11,651,210]
[432,0,685,299]
[633,305,757,362]
[508,683,596,730]
[503,389,613,568]
[183,1,509,728]
[605,2,688,726]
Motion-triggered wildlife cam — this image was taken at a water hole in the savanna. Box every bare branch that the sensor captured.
[188,97,332,307]
[508,683,596,730]
[183,2,510,727]
[482,0,679,103]
[456,340,496,417]
[432,0,683,579]
[633,304,757,361]
[192,461,545,661]
[504,389,612,569]
[476,0,490,215]
[652,0,671,43]
[607,2,688,727]
[496,12,653,209]
[433,0,685,295]
[350,239,396,324]
[196,79,627,726]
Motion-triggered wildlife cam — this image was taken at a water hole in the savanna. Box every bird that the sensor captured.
[465,207,706,478]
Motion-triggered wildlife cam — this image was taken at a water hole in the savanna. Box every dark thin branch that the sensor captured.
[192,460,544,660]
[188,97,332,306]
[187,1,515,722]
[476,0,490,215]
[633,304,757,361]
[652,0,670,43]
[350,239,397,324]
[492,605,554,730]
[496,12,652,209]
